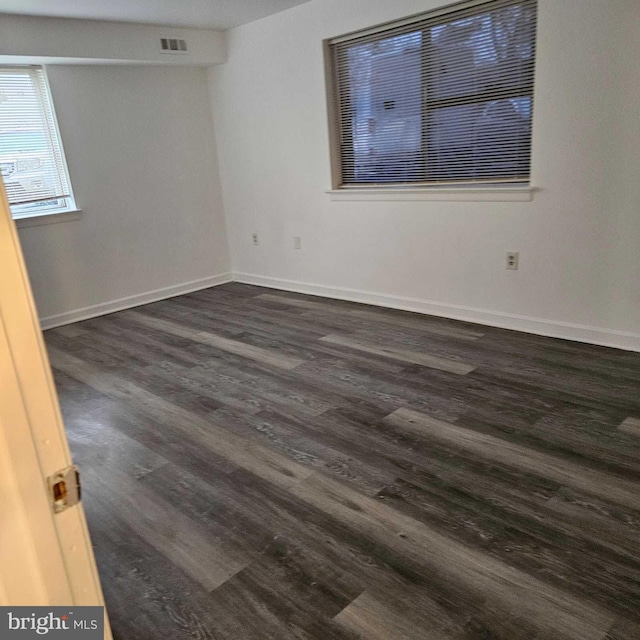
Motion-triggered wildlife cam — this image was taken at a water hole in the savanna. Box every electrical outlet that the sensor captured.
[506,251,519,270]
[252,233,259,246]
[293,236,302,250]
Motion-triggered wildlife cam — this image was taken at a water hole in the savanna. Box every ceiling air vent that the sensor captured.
[160,38,188,54]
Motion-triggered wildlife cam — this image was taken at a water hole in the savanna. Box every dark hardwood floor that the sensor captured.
[45,283,640,640]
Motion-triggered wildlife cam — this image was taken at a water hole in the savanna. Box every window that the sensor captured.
[0,66,75,218]
[328,0,537,189]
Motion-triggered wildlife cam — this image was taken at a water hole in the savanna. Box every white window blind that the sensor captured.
[329,0,537,187]
[0,67,72,206]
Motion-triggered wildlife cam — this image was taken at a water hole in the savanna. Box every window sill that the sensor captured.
[14,208,82,229]
[326,186,536,202]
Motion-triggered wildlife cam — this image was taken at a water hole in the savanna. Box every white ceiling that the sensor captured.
[0,0,315,30]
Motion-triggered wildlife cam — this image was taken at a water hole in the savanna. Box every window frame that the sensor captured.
[324,0,538,200]
[0,65,79,221]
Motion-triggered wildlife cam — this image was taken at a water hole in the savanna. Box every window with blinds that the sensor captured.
[0,66,74,216]
[328,0,537,188]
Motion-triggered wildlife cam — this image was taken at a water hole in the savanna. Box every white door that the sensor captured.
[0,182,112,637]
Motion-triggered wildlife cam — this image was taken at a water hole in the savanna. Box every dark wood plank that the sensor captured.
[319,333,476,374]
[383,407,640,511]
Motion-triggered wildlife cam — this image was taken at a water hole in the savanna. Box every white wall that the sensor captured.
[18,65,231,326]
[0,14,225,65]
[209,0,640,350]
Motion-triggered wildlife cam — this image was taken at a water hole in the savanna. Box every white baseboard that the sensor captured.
[40,270,640,352]
[234,272,640,353]
[40,273,233,330]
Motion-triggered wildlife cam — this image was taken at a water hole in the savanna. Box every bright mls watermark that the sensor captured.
[1,607,103,639]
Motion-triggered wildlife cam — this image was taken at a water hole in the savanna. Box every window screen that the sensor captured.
[329,0,537,187]
[0,67,73,208]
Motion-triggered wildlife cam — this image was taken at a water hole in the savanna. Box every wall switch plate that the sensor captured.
[506,251,519,270]
[293,236,302,250]
[252,233,259,246]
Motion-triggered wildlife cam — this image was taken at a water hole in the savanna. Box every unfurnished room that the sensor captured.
[0,0,639,639]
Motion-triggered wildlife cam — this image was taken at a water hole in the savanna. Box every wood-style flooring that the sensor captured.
[46,283,640,640]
